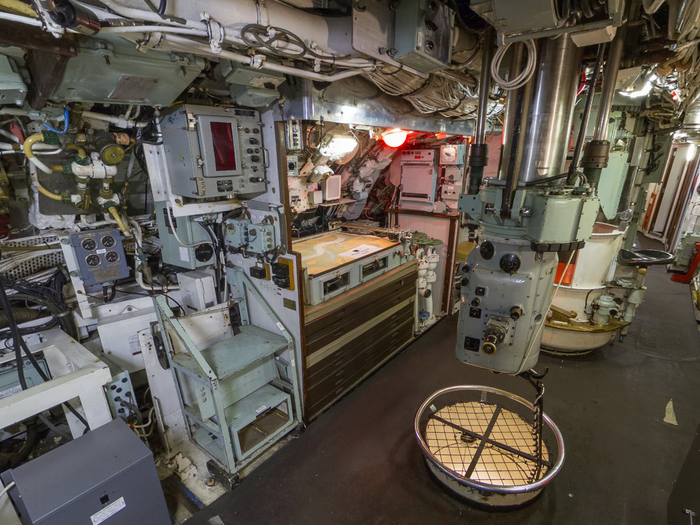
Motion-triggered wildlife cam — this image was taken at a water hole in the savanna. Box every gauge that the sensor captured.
[85,254,101,267]
[81,238,97,251]
[102,235,116,248]
[105,251,120,263]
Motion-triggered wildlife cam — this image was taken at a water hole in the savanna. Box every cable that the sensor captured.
[491,40,537,91]
[0,482,15,500]
[42,107,69,135]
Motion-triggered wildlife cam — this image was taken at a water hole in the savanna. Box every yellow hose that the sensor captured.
[67,144,87,159]
[35,183,63,201]
[23,133,43,160]
[108,206,129,235]
[0,0,36,17]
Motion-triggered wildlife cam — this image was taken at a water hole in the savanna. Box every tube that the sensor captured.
[517,34,583,183]
[81,111,148,129]
[23,134,53,175]
[67,144,87,159]
[568,43,606,184]
[467,30,494,196]
[161,35,370,82]
[107,206,129,235]
[0,11,41,27]
[594,24,626,141]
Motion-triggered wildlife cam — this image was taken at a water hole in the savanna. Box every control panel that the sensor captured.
[224,218,276,254]
[160,104,267,200]
[69,228,129,287]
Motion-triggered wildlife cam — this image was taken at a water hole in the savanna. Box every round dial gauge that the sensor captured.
[105,251,120,263]
[101,235,116,248]
[85,254,101,267]
[81,238,97,251]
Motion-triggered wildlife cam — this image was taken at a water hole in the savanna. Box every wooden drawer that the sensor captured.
[305,268,417,337]
[306,301,414,383]
[306,318,414,417]
[306,282,416,356]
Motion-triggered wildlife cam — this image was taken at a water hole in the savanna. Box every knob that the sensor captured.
[250,155,260,162]
[249,138,259,145]
[482,341,497,354]
[500,254,521,274]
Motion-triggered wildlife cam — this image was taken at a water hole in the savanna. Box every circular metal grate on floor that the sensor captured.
[415,386,565,508]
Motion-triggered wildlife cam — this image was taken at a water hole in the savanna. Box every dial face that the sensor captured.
[102,235,116,248]
[85,254,101,267]
[105,251,119,263]
[81,238,97,251]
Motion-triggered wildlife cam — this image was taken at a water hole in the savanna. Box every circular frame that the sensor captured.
[414,385,565,495]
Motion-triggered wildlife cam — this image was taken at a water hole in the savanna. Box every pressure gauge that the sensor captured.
[102,235,116,248]
[82,238,97,251]
[105,251,120,263]
[85,254,101,267]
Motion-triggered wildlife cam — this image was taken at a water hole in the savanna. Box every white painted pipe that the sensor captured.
[0,12,42,28]
[162,35,370,82]
[81,111,148,129]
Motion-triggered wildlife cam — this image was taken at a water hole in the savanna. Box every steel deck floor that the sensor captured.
[188,258,700,525]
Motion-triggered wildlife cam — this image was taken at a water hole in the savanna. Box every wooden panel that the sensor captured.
[305,280,416,354]
[306,318,414,418]
[307,303,415,385]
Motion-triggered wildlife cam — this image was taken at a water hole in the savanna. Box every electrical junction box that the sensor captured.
[247,223,276,254]
[221,62,285,108]
[179,270,218,315]
[1,418,170,525]
[0,55,27,107]
[285,120,303,151]
[224,218,252,248]
[322,175,342,201]
[69,228,129,288]
[308,190,323,207]
[394,0,454,73]
[51,35,204,106]
[155,203,215,270]
[440,144,467,165]
[286,155,300,176]
[160,104,266,200]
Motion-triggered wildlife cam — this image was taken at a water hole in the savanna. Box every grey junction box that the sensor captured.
[1,418,171,525]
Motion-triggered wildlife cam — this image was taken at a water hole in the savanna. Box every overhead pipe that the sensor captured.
[467,29,494,195]
[582,23,627,190]
[567,42,606,184]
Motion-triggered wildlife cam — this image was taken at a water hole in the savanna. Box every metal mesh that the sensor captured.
[424,402,550,487]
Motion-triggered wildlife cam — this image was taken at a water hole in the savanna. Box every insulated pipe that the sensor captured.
[23,134,53,175]
[88,0,355,57]
[518,34,583,183]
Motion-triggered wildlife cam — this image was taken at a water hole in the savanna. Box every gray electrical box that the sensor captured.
[221,62,285,108]
[160,104,267,200]
[155,203,215,270]
[394,0,454,73]
[0,418,170,525]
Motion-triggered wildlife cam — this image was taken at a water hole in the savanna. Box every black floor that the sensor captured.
[189,260,700,525]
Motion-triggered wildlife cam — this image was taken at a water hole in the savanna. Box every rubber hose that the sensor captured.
[0,307,40,329]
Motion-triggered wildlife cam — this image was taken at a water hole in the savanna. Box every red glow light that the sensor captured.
[382,128,409,148]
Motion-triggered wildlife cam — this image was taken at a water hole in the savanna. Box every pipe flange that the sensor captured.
[580,139,610,169]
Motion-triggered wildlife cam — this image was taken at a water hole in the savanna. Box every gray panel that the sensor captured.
[1,419,170,525]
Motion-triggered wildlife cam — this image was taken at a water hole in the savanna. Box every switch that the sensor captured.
[249,176,264,183]
[251,155,260,162]
[249,138,259,145]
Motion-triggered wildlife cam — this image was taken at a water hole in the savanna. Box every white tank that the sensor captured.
[541,222,625,354]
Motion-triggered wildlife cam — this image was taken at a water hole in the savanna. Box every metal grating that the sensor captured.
[425,402,550,486]
[0,234,64,281]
